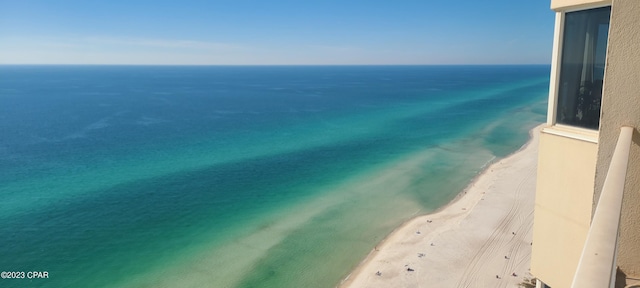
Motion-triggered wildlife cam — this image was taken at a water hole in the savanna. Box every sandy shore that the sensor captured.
[340,125,542,288]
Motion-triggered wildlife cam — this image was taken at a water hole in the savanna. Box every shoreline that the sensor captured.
[339,124,543,288]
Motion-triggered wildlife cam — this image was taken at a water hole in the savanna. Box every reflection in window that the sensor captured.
[557,7,610,130]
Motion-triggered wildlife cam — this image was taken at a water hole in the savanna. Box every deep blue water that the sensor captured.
[0,65,548,288]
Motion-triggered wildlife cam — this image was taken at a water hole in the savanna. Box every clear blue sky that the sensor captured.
[0,0,555,65]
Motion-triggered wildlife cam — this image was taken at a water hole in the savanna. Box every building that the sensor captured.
[530,0,640,287]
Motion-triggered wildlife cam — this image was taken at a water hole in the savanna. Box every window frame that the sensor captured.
[545,3,612,143]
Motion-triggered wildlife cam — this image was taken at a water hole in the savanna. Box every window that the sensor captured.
[556,6,611,130]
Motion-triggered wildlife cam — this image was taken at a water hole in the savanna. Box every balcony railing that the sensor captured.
[571,126,634,288]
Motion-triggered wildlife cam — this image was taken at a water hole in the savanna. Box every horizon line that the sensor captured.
[0,63,551,67]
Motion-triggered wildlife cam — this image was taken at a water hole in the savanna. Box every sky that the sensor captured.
[0,0,555,65]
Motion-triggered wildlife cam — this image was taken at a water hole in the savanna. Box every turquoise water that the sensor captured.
[0,65,548,288]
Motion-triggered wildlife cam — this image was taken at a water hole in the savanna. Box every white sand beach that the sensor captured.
[340,125,542,288]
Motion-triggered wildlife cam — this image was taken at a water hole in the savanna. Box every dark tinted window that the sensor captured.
[556,6,611,130]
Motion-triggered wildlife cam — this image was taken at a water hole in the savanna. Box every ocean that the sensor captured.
[0,65,548,288]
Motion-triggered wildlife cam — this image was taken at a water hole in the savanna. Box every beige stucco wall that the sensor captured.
[593,0,640,278]
[531,131,598,288]
[551,0,610,11]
